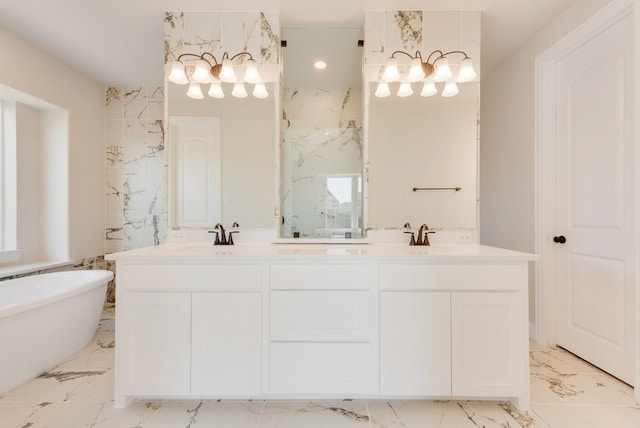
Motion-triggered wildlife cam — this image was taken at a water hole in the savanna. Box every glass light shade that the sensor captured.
[382,57,400,82]
[457,58,477,83]
[442,81,459,98]
[314,59,327,70]
[407,57,426,82]
[243,59,261,84]
[374,81,391,98]
[168,61,188,84]
[192,60,211,84]
[420,81,438,97]
[186,82,204,99]
[219,58,237,83]
[397,82,414,97]
[207,81,224,98]
[434,57,453,82]
[252,82,269,99]
[231,82,248,98]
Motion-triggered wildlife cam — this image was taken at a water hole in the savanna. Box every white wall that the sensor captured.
[480,0,616,324]
[0,25,106,261]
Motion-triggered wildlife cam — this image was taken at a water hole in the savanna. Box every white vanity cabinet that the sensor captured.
[380,292,452,395]
[107,243,534,409]
[119,292,191,396]
[115,263,263,407]
[378,262,529,406]
[268,263,376,395]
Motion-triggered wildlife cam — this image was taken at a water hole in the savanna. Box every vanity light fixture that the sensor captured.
[375,49,477,98]
[314,59,327,70]
[168,51,269,99]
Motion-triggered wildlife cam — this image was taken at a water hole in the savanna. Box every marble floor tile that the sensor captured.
[6,401,105,428]
[532,404,640,428]
[468,401,550,427]
[1,307,638,428]
[88,400,163,428]
[146,400,265,428]
[367,400,483,428]
[259,401,371,428]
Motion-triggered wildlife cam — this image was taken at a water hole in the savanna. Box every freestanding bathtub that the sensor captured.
[0,269,113,394]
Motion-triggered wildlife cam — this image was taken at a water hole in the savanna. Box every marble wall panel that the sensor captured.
[105,86,166,253]
[363,10,481,81]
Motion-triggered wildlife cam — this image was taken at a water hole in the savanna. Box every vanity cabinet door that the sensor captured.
[191,292,262,396]
[380,292,451,396]
[120,292,191,396]
[451,292,523,397]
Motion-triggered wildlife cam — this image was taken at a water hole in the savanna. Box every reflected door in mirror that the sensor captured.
[169,116,221,227]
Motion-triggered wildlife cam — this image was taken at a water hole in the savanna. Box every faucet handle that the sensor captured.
[207,230,220,245]
[404,231,416,246]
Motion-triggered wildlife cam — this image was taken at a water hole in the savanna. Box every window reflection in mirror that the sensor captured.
[280,27,364,238]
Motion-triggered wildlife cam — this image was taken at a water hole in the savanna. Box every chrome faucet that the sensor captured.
[208,222,239,245]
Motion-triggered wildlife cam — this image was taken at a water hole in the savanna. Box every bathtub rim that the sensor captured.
[0,270,113,319]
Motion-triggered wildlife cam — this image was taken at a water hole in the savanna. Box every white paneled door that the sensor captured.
[555,11,635,384]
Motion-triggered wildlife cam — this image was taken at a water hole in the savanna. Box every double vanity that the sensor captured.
[107,241,535,409]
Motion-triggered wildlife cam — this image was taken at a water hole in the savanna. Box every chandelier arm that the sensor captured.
[390,50,415,60]
[201,52,220,65]
[176,53,210,64]
[229,51,255,62]
[439,50,472,60]
[426,50,444,64]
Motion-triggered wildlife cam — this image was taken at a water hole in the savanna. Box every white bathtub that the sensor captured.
[0,269,113,394]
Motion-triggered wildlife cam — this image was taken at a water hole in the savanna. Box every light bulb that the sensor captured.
[457,58,477,83]
[420,81,438,97]
[407,57,425,82]
[186,82,204,99]
[231,82,248,98]
[219,58,237,83]
[397,82,413,97]
[168,61,188,84]
[442,81,459,98]
[434,57,453,82]
[207,81,224,98]
[382,57,400,82]
[192,60,211,84]
[314,59,327,70]
[374,81,391,98]
[243,59,261,84]
[252,82,269,99]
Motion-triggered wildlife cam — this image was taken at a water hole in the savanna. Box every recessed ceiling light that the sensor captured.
[314,59,327,70]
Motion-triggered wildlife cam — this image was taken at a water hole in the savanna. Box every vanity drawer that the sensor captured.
[270,290,372,341]
[270,264,372,290]
[119,264,263,291]
[269,342,374,395]
[379,263,525,291]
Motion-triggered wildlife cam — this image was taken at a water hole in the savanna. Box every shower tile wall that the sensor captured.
[281,87,363,237]
[105,86,166,253]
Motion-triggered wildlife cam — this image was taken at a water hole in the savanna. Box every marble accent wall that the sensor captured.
[281,87,363,237]
[164,11,280,81]
[363,10,481,81]
[105,87,166,253]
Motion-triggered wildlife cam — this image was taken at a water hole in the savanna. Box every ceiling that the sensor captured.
[0,0,577,87]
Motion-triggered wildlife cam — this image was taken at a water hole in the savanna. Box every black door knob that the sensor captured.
[553,235,567,244]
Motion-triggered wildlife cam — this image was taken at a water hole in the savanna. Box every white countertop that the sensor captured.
[105,242,537,263]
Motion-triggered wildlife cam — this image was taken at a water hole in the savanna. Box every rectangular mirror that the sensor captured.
[367,81,479,229]
[280,27,364,238]
[166,82,278,229]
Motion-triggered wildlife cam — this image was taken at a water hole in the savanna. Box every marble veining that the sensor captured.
[393,11,422,52]
[1,306,639,427]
